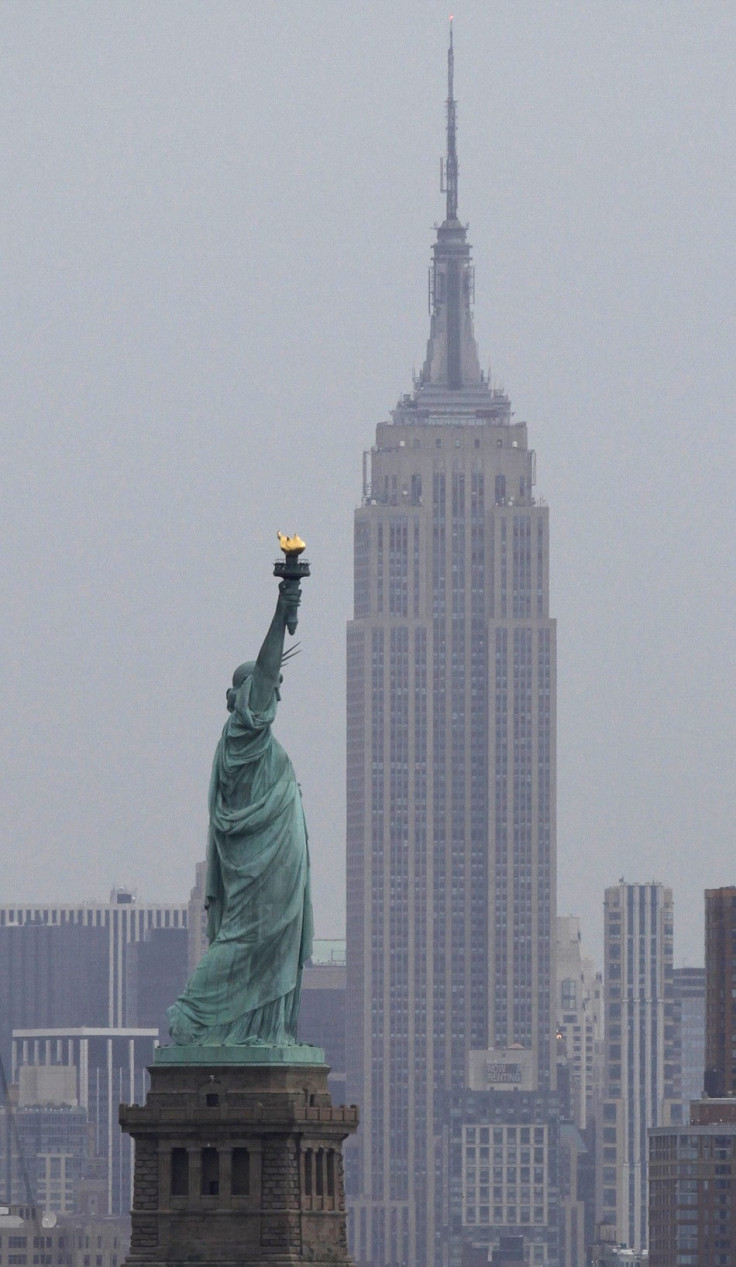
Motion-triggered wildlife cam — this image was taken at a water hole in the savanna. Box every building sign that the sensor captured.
[486,1062,522,1085]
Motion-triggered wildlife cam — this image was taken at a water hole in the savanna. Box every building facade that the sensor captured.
[0,890,187,1072]
[672,966,705,1119]
[705,888,736,1098]
[346,31,556,1267]
[597,882,675,1253]
[1,1066,90,1215]
[556,917,603,1133]
[448,1089,560,1267]
[0,1204,129,1267]
[300,941,347,1103]
[11,1029,157,1217]
[187,863,208,977]
[649,1122,736,1266]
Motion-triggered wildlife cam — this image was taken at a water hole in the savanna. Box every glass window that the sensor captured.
[171,1148,188,1197]
[201,1148,219,1196]
[232,1148,250,1196]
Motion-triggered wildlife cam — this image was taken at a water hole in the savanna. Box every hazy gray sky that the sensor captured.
[2,2,734,966]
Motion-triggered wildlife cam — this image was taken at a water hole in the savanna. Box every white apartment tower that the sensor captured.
[556,915,603,1132]
[597,882,675,1253]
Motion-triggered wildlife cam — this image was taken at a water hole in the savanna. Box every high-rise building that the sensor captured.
[649,1122,736,1266]
[0,890,187,1072]
[346,29,556,1267]
[11,1027,157,1216]
[300,940,347,1103]
[597,882,676,1253]
[555,918,602,1267]
[0,1066,89,1214]
[671,965,705,1118]
[705,887,736,1098]
[187,861,208,976]
[556,917,603,1133]
[125,926,188,1042]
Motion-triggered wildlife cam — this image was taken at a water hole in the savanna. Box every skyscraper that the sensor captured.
[556,916,603,1133]
[705,887,736,1098]
[11,1027,157,1216]
[0,889,187,1072]
[346,29,556,1267]
[597,882,675,1253]
[672,965,705,1116]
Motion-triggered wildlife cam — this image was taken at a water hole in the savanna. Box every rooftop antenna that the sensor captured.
[444,18,458,221]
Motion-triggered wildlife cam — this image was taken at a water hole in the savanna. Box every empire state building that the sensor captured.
[346,28,557,1267]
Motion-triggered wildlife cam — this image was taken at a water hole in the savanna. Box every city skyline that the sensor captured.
[2,5,734,970]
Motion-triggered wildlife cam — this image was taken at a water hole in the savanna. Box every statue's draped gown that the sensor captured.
[167,673,313,1045]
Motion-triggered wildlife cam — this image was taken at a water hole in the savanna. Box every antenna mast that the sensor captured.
[445,19,458,220]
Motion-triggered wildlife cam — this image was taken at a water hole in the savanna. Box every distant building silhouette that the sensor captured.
[671,965,705,1117]
[125,927,188,1042]
[346,28,557,1267]
[186,861,208,976]
[11,1028,157,1216]
[300,940,347,1103]
[0,1202,130,1267]
[0,889,187,1071]
[648,890,736,1265]
[0,891,186,1217]
[597,882,676,1253]
[649,1120,736,1265]
[705,887,736,1097]
[556,917,603,1133]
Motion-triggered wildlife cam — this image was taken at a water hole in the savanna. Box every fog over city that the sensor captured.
[2,2,735,966]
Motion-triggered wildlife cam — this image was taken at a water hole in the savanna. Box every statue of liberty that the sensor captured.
[167,538,313,1047]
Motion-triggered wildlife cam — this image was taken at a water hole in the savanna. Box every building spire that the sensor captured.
[416,19,486,397]
[445,18,458,222]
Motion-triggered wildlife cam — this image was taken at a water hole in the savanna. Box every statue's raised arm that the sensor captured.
[246,577,301,713]
[166,536,313,1051]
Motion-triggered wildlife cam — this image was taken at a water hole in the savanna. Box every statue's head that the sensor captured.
[226,661,284,711]
[226,661,255,711]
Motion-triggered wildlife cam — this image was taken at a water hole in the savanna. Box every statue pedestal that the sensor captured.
[119,1047,358,1267]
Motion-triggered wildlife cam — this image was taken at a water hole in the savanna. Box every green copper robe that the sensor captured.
[167,673,313,1045]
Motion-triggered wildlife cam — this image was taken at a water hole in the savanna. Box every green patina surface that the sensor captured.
[167,563,315,1050]
[154,1043,325,1066]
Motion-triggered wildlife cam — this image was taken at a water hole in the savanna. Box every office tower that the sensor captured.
[11,1027,158,1216]
[125,926,188,1042]
[649,1123,736,1267]
[597,882,675,1253]
[671,966,705,1118]
[346,29,556,1267]
[647,893,736,1266]
[555,918,602,1267]
[556,917,603,1132]
[705,887,736,1097]
[300,940,347,1103]
[187,861,208,975]
[0,1066,89,1213]
[0,889,187,1072]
